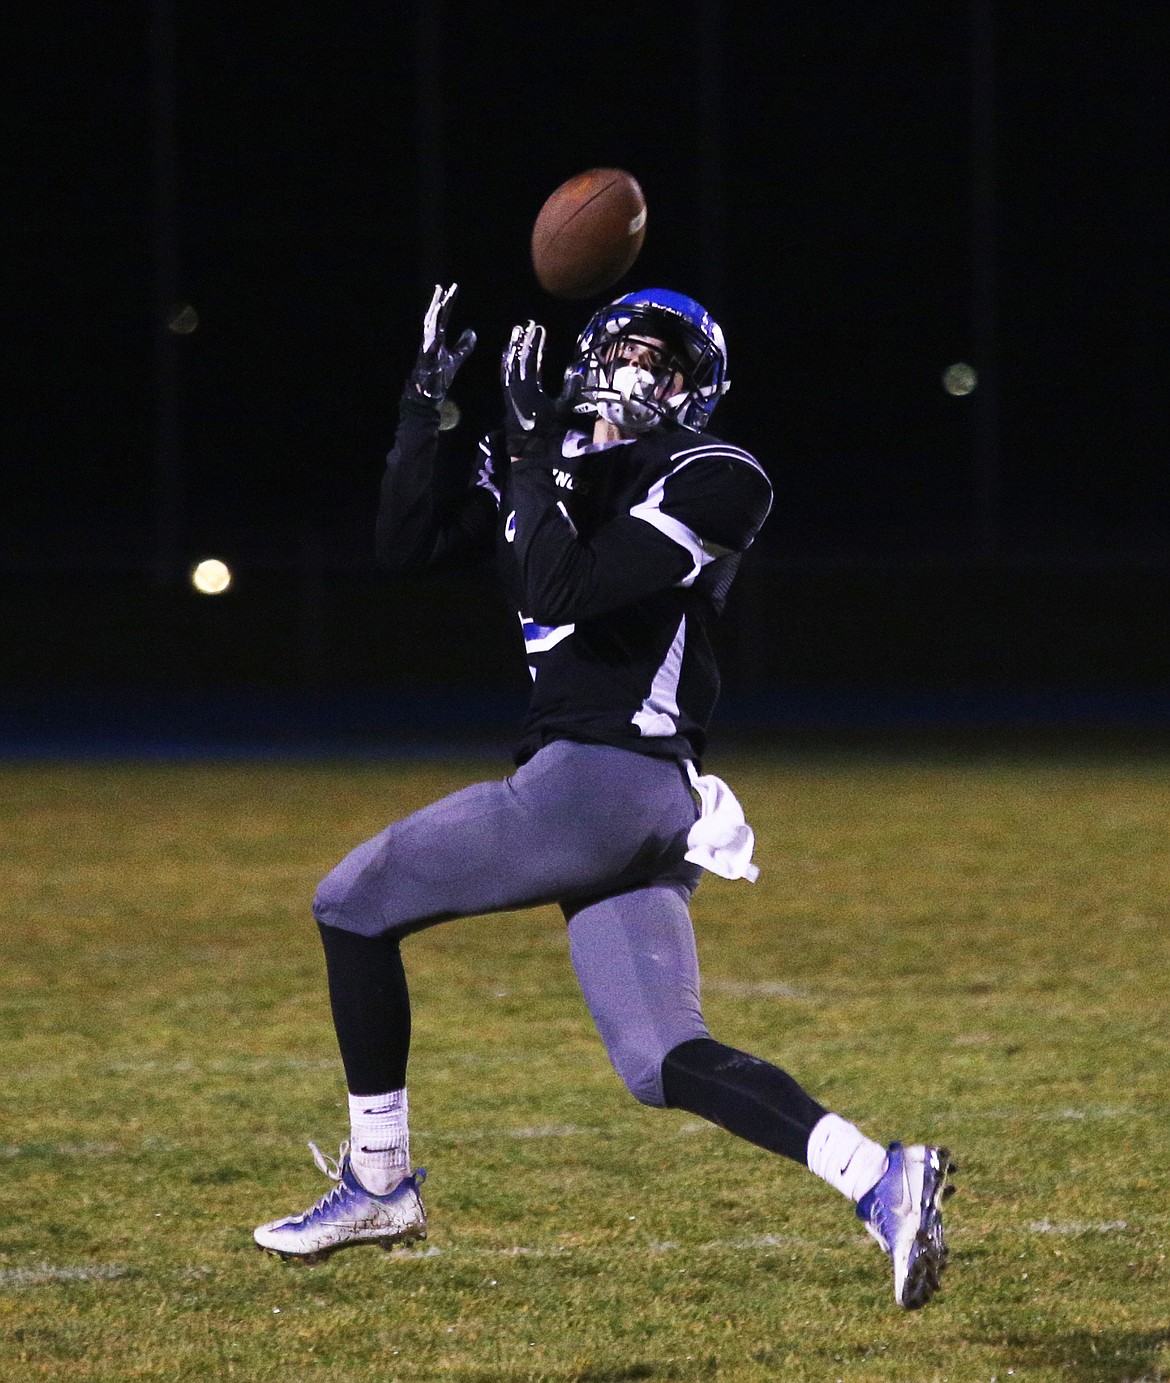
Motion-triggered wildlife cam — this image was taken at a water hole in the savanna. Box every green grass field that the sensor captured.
[1,752,1168,1382]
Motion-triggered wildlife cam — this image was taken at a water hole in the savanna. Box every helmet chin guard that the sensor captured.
[567,288,730,432]
[594,364,668,432]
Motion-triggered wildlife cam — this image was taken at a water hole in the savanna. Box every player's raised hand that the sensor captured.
[408,283,477,403]
[502,320,582,459]
[503,320,578,456]
[502,320,548,450]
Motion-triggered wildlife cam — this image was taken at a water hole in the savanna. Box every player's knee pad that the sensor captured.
[607,1039,668,1108]
[312,858,372,932]
[311,868,346,925]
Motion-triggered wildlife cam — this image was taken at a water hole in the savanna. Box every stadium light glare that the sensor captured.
[167,304,200,335]
[191,558,232,595]
[942,362,978,396]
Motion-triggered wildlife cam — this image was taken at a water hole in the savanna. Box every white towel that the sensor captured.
[684,762,759,882]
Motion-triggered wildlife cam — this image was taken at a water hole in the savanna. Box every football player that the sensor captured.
[253,285,954,1309]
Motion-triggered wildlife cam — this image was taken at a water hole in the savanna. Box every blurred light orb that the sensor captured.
[943,362,978,396]
[167,303,200,335]
[191,558,232,595]
[438,400,461,432]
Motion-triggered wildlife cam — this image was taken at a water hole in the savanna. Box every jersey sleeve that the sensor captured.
[629,441,774,586]
[374,394,501,570]
[508,438,772,625]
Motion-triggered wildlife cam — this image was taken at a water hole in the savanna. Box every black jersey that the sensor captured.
[376,395,773,766]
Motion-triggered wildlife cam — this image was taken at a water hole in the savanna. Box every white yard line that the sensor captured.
[2,1142,119,1158]
[0,1263,129,1287]
[1028,1220,1130,1234]
[3,1219,1151,1290]
[703,979,812,1000]
[395,1231,829,1263]
[417,1124,605,1143]
[932,1107,1134,1123]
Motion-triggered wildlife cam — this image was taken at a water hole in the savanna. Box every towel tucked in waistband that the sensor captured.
[683,761,759,883]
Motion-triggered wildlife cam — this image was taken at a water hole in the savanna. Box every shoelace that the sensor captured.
[291,1142,353,1220]
[308,1139,349,1182]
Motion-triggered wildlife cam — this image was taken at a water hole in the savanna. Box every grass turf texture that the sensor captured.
[1,753,1167,1382]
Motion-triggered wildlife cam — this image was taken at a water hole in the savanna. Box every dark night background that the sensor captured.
[3,1,1168,754]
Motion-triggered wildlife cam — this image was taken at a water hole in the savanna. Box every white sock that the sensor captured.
[348,1089,410,1194]
[806,1112,889,1202]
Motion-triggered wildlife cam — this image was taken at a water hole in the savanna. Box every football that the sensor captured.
[531,168,647,300]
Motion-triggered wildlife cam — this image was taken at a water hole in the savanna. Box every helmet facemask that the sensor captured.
[568,297,729,433]
[588,331,692,433]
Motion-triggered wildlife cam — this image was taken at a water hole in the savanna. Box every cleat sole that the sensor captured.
[257,1224,426,1266]
[901,1148,956,1310]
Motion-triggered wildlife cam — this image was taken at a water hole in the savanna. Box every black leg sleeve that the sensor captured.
[661,1037,828,1165]
[317,922,411,1096]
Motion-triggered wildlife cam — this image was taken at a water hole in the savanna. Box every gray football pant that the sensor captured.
[313,740,710,1106]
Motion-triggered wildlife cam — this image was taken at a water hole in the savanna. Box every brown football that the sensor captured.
[531,168,647,300]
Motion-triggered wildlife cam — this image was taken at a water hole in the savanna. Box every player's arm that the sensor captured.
[375,284,496,571]
[375,400,500,570]
[509,448,773,625]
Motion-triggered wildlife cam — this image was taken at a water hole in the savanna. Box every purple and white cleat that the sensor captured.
[855,1141,955,1309]
[254,1141,427,1263]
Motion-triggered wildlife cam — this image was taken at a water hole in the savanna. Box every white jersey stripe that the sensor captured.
[628,451,746,586]
[667,443,774,523]
[668,440,768,480]
[632,615,686,738]
[629,490,710,587]
[520,615,576,654]
[475,440,501,507]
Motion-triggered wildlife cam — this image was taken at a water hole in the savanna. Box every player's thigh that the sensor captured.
[314,742,696,938]
[564,883,709,1106]
[314,775,553,936]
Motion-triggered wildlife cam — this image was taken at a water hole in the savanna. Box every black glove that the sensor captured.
[408,283,477,403]
[501,319,582,459]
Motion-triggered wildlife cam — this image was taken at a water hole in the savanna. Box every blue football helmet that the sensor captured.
[567,288,730,433]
